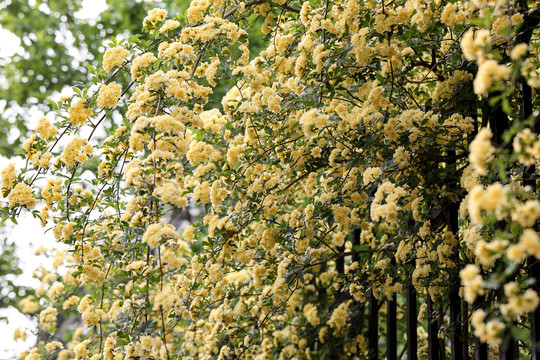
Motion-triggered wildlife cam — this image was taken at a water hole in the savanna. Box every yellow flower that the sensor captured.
[49,283,65,302]
[38,307,58,333]
[73,340,91,359]
[69,99,93,126]
[469,128,494,176]
[19,296,39,314]
[1,163,16,195]
[473,60,510,96]
[45,341,63,352]
[61,138,87,167]
[97,81,122,109]
[327,300,351,331]
[13,328,26,342]
[7,183,36,208]
[159,19,180,33]
[510,43,528,60]
[62,295,80,310]
[142,223,179,249]
[35,117,58,139]
[460,264,484,303]
[143,8,167,27]
[103,46,130,72]
[131,53,157,80]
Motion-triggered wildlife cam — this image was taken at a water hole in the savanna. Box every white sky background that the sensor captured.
[0,1,107,359]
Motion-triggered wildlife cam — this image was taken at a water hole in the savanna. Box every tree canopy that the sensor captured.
[2,0,540,359]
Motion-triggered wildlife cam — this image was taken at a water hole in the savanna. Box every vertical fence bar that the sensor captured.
[520,13,540,357]
[462,299,469,360]
[487,92,512,360]
[407,284,418,360]
[524,91,540,360]
[520,40,540,360]
[450,283,463,360]
[438,305,446,360]
[500,334,518,360]
[487,95,509,145]
[368,290,378,360]
[387,258,397,360]
[387,295,397,360]
[517,9,540,357]
[353,229,361,263]
[445,142,463,360]
[474,336,488,360]
[336,246,345,274]
[474,296,488,360]
[467,92,479,360]
[497,296,519,360]
[530,257,540,360]
[427,294,440,360]
[364,225,378,360]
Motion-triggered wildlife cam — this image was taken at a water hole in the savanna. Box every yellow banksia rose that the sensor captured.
[97,81,122,109]
[103,46,130,72]
[69,99,93,126]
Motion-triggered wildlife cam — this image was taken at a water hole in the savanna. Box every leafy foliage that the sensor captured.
[0,232,29,312]
[2,0,540,359]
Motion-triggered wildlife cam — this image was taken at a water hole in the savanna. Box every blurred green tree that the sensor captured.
[0,227,28,314]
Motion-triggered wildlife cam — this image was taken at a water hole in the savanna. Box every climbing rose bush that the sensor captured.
[3,0,540,359]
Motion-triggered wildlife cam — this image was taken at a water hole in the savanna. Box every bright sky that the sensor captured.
[0,1,107,359]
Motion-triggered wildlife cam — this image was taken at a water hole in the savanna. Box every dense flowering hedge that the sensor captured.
[3,0,540,359]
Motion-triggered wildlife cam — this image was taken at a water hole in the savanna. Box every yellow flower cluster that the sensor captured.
[499,282,539,317]
[22,134,37,153]
[30,151,53,169]
[1,163,16,196]
[299,109,329,138]
[471,309,505,345]
[513,128,540,166]
[180,16,246,47]
[38,307,57,333]
[19,296,38,314]
[62,295,80,310]
[97,81,122,108]
[468,183,509,225]
[103,46,130,72]
[432,71,473,104]
[81,305,108,327]
[73,339,91,359]
[142,223,179,249]
[130,52,157,80]
[511,201,540,228]
[507,229,540,263]
[159,19,180,33]
[327,300,351,333]
[69,98,93,126]
[48,282,64,302]
[154,180,188,208]
[460,264,484,303]
[35,117,58,139]
[469,128,494,176]
[45,341,63,352]
[186,0,210,23]
[7,183,35,208]
[13,327,26,342]
[61,138,92,167]
[143,8,167,27]
[42,178,62,207]
[473,60,510,96]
